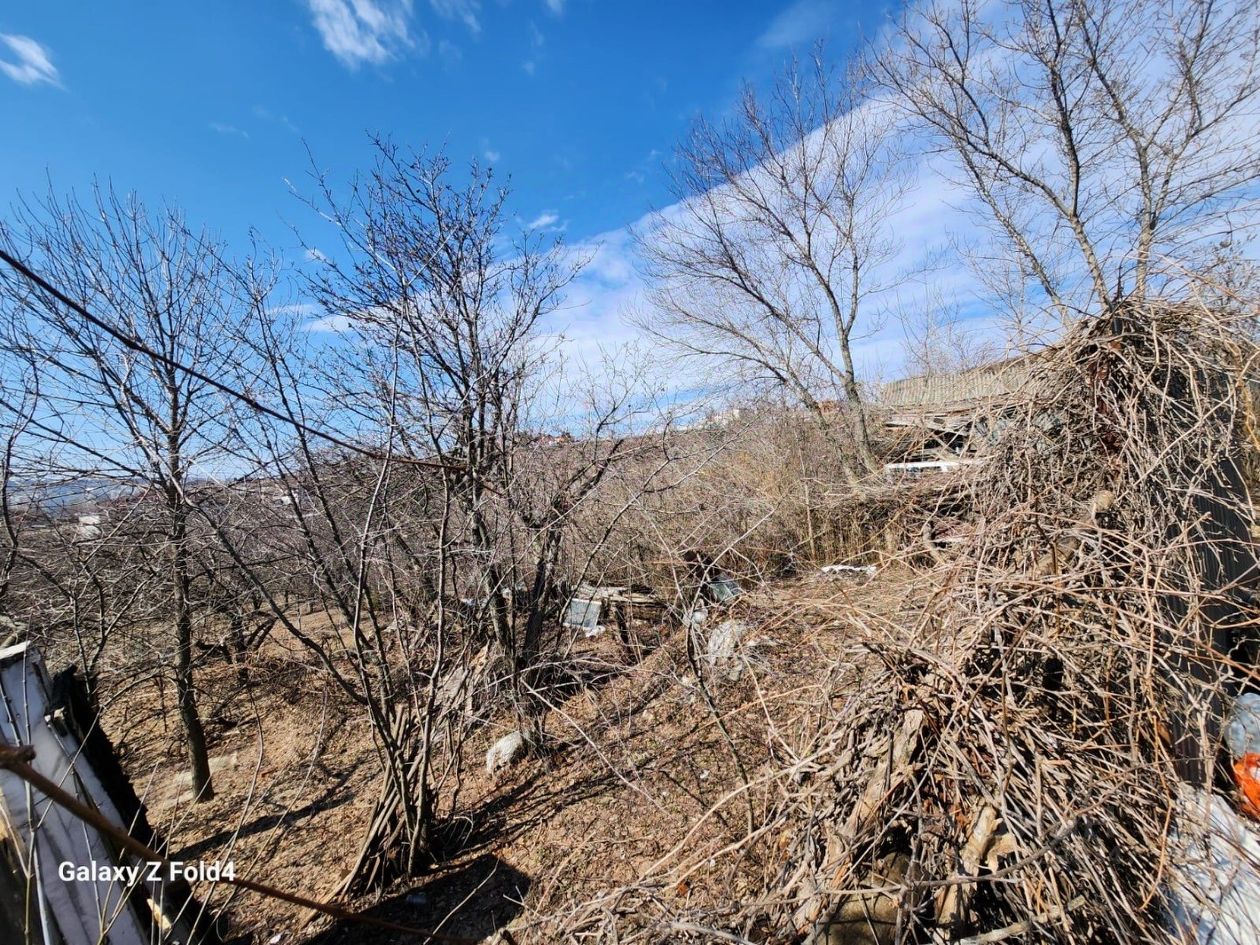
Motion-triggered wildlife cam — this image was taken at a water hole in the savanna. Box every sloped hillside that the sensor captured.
[108,567,926,945]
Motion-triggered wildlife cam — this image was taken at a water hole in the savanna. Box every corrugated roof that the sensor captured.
[880,355,1037,411]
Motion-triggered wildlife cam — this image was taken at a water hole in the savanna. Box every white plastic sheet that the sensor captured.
[1166,785,1260,945]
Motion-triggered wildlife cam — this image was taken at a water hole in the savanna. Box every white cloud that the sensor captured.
[757,0,837,50]
[544,0,565,14]
[267,303,321,317]
[429,0,480,33]
[209,121,250,139]
[0,34,59,87]
[306,0,418,68]
[484,148,501,162]
[549,131,1008,396]
[253,105,301,134]
[305,314,355,333]
[522,59,537,75]
[527,211,561,231]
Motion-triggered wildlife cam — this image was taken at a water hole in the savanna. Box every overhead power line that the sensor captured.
[0,248,456,472]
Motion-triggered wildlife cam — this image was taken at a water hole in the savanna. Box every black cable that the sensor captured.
[0,248,456,471]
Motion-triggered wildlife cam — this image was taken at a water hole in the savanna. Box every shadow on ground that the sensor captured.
[171,757,364,862]
[305,854,530,944]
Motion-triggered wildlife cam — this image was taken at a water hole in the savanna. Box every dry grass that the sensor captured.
[527,301,1260,943]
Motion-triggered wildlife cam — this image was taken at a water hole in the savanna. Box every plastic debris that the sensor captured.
[563,597,601,633]
[706,574,741,603]
[706,619,750,682]
[1227,693,1260,818]
[1235,755,1260,819]
[707,619,748,664]
[1165,785,1260,945]
[1226,692,1260,756]
[486,731,527,776]
[819,564,876,578]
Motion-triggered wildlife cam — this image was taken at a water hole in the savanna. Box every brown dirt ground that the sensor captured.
[101,567,930,944]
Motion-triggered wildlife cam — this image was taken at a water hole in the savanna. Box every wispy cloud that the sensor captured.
[306,314,355,333]
[623,147,660,186]
[268,303,321,317]
[479,136,501,162]
[757,0,837,50]
[209,121,250,139]
[306,0,419,69]
[0,34,59,87]
[522,23,544,75]
[253,105,300,135]
[437,38,463,65]
[527,211,561,231]
[543,0,565,14]
[429,0,480,34]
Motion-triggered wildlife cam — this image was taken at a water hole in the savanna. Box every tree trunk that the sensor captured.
[338,711,430,897]
[171,501,213,800]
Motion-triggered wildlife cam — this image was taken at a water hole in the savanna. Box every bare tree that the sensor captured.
[639,52,908,478]
[0,185,257,800]
[300,141,649,710]
[203,141,667,895]
[874,0,1260,320]
[0,329,39,644]
[897,289,1001,377]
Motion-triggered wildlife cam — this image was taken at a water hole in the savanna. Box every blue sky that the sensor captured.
[6,0,1255,402]
[0,0,896,258]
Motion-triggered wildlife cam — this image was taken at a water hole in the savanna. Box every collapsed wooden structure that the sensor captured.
[878,354,1040,475]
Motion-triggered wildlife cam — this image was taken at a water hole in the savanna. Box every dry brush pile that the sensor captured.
[531,299,1260,944]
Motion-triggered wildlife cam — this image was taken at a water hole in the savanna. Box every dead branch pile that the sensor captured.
[530,300,1260,944]
[822,472,968,565]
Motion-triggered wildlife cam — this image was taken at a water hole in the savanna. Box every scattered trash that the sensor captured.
[818,563,876,578]
[1165,785,1260,945]
[564,585,665,640]
[405,890,430,907]
[563,597,601,634]
[706,619,748,665]
[705,574,742,603]
[486,731,527,776]
[706,619,750,681]
[1236,756,1260,819]
[1227,692,1260,818]
[684,607,708,630]
[1226,692,1260,755]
